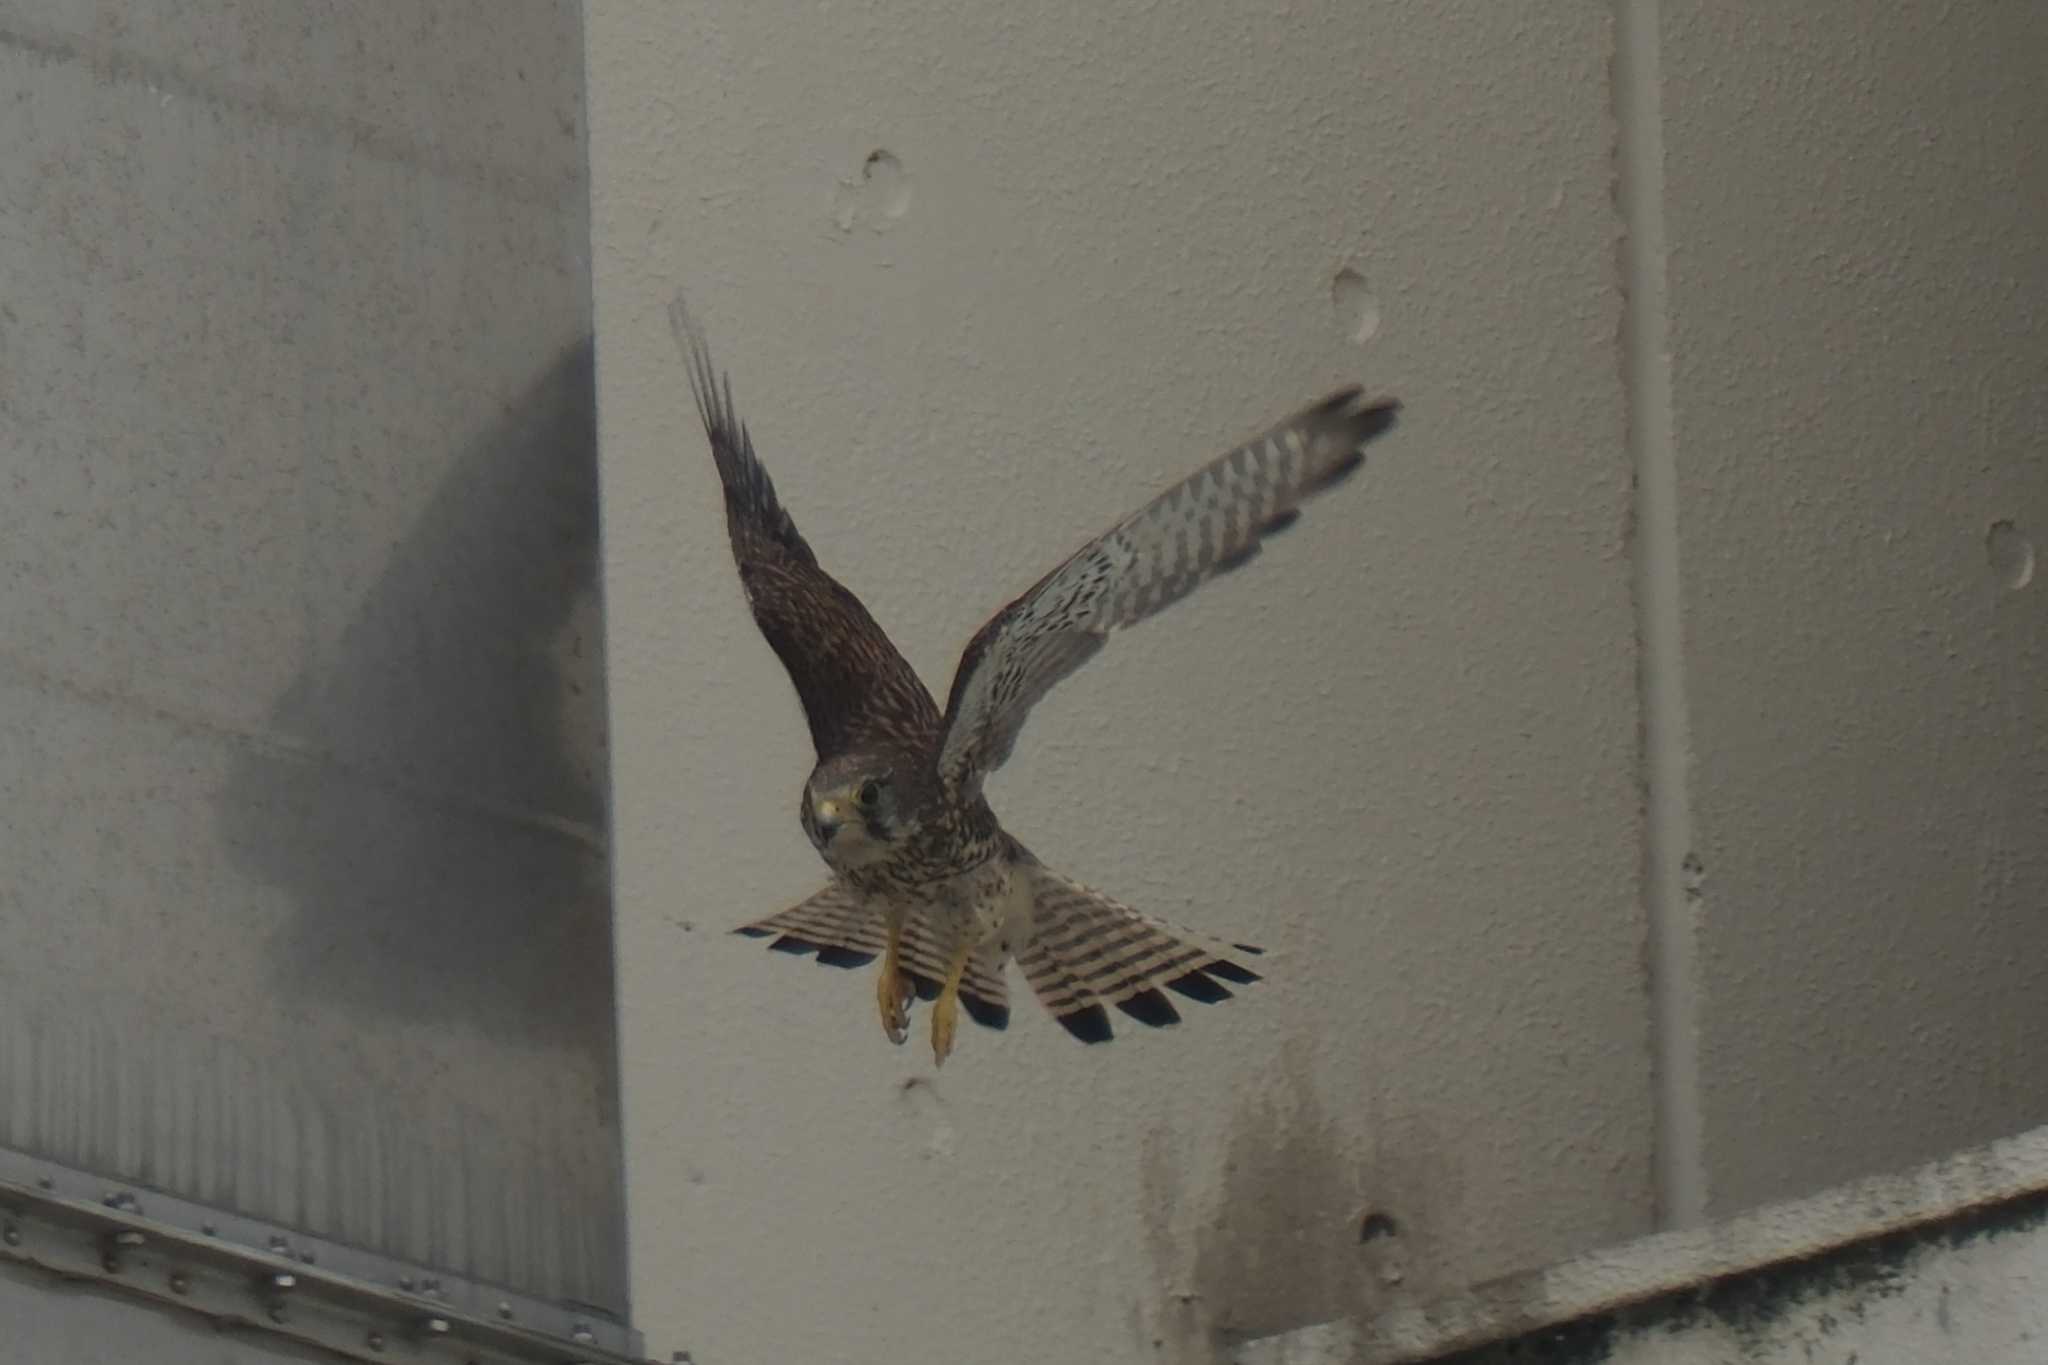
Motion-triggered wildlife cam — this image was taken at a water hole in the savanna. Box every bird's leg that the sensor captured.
[930,936,977,1068]
[875,907,910,1045]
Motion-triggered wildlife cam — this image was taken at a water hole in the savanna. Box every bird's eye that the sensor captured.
[857,778,883,807]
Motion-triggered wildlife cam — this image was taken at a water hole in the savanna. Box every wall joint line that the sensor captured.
[1615,0,1706,1229]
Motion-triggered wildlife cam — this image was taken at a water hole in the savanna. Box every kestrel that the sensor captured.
[672,294,1398,1065]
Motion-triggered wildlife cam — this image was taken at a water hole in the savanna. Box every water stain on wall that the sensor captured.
[222,340,613,1060]
[1139,1040,1458,1363]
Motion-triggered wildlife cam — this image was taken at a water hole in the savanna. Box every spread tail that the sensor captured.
[736,885,1012,1030]
[1014,864,1262,1044]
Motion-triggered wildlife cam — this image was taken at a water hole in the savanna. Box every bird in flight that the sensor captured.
[671,293,1397,1066]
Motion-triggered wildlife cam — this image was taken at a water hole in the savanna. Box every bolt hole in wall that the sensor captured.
[1331,267,1381,346]
[1358,1211,1400,1244]
[833,148,913,232]
[1986,520,2034,591]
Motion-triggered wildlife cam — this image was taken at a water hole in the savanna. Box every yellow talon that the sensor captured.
[876,912,909,1045]
[930,938,976,1068]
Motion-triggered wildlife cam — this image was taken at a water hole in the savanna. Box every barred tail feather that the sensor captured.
[1015,866,1262,1044]
[735,886,1010,1031]
[735,883,883,967]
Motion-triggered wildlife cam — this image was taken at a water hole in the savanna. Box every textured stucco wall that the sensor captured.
[588,4,1649,1362]
[0,2,621,1310]
[1659,4,2048,1215]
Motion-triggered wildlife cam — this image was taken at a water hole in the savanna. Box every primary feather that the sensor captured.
[936,389,1399,794]
[670,295,940,760]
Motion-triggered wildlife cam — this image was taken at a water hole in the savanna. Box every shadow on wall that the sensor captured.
[218,339,614,1063]
[1142,1041,1458,1362]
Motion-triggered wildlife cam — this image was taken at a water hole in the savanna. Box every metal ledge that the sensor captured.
[0,1148,645,1364]
[1237,1122,2048,1364]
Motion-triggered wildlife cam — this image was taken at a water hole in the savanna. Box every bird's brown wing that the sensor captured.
[671,295,941,759]
[936,388,1399,793]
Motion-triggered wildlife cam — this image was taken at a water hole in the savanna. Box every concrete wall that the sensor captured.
[587,2,2047,1363]
[1659,2,2048,1217]
[590,5,1649,1363]
[0,0,621,1315]
[5,0,2041,1359]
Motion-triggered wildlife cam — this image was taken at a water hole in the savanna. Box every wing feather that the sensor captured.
[670,294,941,759]
[936,388,1398,791]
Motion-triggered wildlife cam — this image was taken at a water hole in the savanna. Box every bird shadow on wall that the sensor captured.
[218,338,614,1067]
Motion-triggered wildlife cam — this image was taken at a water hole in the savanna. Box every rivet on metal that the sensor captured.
[398,1275,416,1291]
[268,1235,290,1255]
[365,1332,386,1352]
[100,1251,121,1273]
[422,1316,451,1335]
[496,1300,514,1320]
[300,1247,317,1265]
[168,1272,190,1295]
[2,1225,19,1246]
[270,1272,298,1292]
[571,1323,598,1345]
[113,1230,147,1247]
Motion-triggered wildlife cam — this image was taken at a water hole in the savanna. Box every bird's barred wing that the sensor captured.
[735,885,1012,1031]
[670,294,941,760]
[936,388,1399,792]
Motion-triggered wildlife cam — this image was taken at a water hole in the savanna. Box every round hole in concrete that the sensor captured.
[1331,268,1380,345]
[1987,519,2034,590]
[862,149,912,220]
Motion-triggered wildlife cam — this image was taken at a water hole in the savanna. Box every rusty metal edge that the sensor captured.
[1236,1121,2048,1364]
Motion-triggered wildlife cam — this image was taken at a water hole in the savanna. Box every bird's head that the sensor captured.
[801,752,923,870]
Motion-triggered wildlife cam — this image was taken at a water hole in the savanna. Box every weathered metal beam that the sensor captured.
[1237,1123,2048,1365]
[0,1148,646,1364]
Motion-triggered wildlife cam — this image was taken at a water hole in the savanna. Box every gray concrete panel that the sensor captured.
[588,4,1651,1361]
[1659,4,2048,1215]
[0,3,621,1312]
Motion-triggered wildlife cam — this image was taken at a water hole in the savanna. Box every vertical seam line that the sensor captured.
[1616,0,1706,1229]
